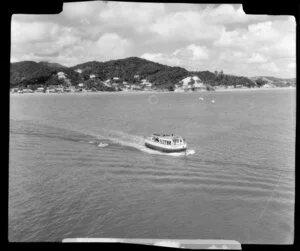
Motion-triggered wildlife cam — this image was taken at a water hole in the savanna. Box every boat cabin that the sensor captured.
[151,134,185,145]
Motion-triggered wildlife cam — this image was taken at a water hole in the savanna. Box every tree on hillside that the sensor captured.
[255,78,268,87]
[168,85,174,91]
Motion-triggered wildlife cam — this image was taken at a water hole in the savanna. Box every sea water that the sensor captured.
[9,90,295,243]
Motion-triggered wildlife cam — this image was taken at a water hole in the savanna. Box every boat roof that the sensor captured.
[151,134,184,140]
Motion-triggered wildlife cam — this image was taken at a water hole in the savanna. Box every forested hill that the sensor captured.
[10,57,296,89]
[10,61,65,86]
[69,57,189,88]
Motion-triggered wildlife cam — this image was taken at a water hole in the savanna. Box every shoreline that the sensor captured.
[214,86,296,92]
[10,87,296,96]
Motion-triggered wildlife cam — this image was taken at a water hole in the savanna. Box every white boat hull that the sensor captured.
[145,138,187,153]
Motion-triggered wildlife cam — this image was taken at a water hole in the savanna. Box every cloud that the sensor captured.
[149,11,223,41]
[10,3,296,78]
[202,4,268,24]
[214,17,296,63]
[11,18,132,66]
[94,33,132,60]
[288,62,296,68]
[141,53,182,66]
[269,33,296,58]
[11,18,83,64]
[259,62,279,72]
[173,44,209,60]
[247,53,268,64]
[148,4,269,41]
[218,50,246,62]
[141,44,209,70]
[98,2,165,29]
[62,1,97,19]
[11,20,59,44]
[213,28,243,47]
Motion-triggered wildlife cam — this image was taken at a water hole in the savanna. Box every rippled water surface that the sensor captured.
[9,90,295,243]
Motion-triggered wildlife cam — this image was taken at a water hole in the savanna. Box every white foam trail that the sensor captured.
[186,149,195,155]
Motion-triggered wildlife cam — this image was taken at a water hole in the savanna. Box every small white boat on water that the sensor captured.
[145,134,187,153]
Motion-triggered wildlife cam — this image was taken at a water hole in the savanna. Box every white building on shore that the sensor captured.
[57,72,67,79]
[22,88,34,93]
[35,87,44,93]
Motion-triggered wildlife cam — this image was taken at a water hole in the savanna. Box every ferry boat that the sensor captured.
[145,134,187,153]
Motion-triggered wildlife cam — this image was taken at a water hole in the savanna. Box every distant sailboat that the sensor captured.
[211,99,215,104]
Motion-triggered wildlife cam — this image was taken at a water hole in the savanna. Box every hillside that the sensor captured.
[10,57,296,90]
[70,57,189,88]
[250,76,296,87]
[10,61,64,87]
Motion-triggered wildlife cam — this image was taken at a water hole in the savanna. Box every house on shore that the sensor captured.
[103,79,112,87]
[57,72,67,79]
[55,87,64,93]
[22,88,34,93]
[111,82,120,91]
[46,88,56,93]
[35,87,45,93]
[64,86,76,93]
[130,84,142,91]
[141,79,152,91]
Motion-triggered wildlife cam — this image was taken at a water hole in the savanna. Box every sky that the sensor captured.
[11,1,296,78]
